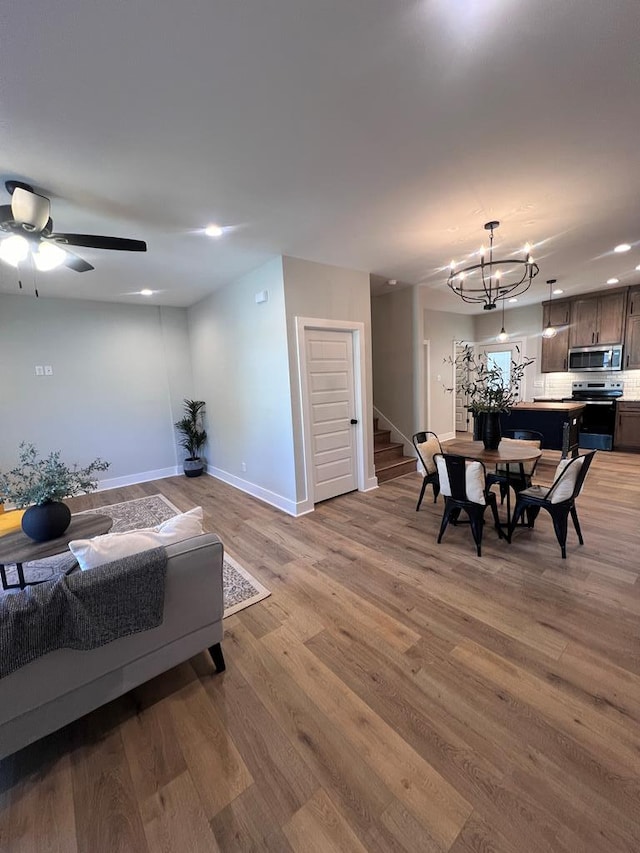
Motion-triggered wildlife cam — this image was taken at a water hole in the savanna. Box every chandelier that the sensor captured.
[447,220,539,310]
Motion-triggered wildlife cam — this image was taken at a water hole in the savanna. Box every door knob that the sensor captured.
[350,418,358,425]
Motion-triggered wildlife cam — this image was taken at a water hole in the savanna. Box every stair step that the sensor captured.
[376,456,417,483]
[374,429,392,448]
[374,442,405,464]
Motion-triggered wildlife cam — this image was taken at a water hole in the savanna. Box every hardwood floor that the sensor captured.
[1,450,640,851]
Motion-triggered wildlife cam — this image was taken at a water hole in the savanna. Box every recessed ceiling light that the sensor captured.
[140,289,153,296]
[614,243,631,253]
[606,278,619,285]
[387,279,397,286]
[508,297,518,303]
[553,289,563,295]
[205,224,224,238]
[636,264,640,271]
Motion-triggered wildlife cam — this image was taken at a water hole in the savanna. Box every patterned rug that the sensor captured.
[2,494,270,618]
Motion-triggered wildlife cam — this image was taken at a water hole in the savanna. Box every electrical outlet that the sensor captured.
[44,365,53,376]
[241,462,247,472]
[35,365,44,376]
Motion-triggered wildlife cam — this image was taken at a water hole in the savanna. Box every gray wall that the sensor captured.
[421,301,475,437]
[371,289,477,441]
[371,286,416,442]
[282,255,375,500]
[188,257,297,506]
[0,294,192,481]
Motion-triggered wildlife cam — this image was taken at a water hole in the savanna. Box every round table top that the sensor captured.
[444,438,542,464]
[0,513,113,565]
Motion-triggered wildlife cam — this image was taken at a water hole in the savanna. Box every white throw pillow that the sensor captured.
[549,457,584,504]
[417,436,441,474]
[69,506,204,571]
[436,456,486,505]
[495,437,541,477]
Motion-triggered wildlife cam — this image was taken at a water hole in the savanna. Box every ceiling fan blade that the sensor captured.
[52,233,147,252]
[64,251,95,273]
[11,187,51,232]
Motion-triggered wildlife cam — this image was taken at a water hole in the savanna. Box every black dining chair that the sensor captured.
[486,429,544,504]
[412,431,443,510]
[508,451,596,558]
[434,453,504,556]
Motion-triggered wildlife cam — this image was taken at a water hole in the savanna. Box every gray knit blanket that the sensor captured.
[0,546,167,678]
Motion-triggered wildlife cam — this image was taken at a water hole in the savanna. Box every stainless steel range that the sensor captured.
[563,380,623,451]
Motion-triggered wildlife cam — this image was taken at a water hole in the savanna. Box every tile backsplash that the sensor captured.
[541,370,640,399]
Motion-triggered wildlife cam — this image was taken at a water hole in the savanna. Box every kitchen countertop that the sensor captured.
[510,401,586,412]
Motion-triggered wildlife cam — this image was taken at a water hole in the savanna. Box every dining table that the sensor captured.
[443,438,543,540]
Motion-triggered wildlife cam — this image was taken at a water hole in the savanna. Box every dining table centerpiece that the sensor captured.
[448,345,535,450]
[0,443,110,542]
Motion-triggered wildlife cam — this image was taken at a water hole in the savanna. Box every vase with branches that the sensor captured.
[447,344,535,448]
[175,399,207,477]
[0,443,110,541]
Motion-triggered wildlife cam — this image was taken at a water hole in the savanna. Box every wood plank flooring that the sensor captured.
[1,449,640,851]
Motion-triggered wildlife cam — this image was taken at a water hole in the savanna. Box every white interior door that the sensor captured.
[305,328,358,502]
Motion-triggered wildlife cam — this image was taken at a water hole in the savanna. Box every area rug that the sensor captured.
[3,494,270,618]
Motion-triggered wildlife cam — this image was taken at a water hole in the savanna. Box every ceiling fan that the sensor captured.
[0,180,147,273]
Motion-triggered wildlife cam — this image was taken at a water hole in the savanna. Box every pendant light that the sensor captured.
[542,279,558,339]
[496,297,509,342]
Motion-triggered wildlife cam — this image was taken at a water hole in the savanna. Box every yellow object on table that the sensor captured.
[0,509,25,536]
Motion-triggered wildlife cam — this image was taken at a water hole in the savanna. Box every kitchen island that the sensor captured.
[499,401,585,456]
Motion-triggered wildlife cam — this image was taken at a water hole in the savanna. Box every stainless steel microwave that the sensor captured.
[568,344,623,372]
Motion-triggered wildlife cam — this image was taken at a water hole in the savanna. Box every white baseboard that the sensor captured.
[362,476,379,492]
[97,466,181,491]
[206,467,307,517]
[439,431,456,442]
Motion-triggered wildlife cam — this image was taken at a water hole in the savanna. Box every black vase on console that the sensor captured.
[482,412,502,451]
[21,501,72,542]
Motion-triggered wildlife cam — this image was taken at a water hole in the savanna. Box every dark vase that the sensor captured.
[21,501,72,542]
[482,411,502,450]
[183,457,204,478]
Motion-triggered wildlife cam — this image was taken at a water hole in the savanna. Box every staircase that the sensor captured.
[373,417,417,483]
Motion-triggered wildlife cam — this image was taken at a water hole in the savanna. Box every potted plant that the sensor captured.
[0,443,110,541]
[175,399,207,477]
[448,345,534,449]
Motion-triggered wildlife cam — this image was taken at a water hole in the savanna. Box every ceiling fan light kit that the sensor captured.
[447,220,539,310]
[0,180,147,277]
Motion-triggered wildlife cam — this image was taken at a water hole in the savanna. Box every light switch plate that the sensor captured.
[44,365,53,375]
[35,365,44,376]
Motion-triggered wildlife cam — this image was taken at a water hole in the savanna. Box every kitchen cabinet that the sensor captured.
[569,291,626,348]
[628,287,640,317]
[614,402,640,452]
[624,288,640,370]
[541,300,570,372]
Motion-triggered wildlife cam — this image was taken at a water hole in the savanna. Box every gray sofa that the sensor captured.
[0,532,225,760]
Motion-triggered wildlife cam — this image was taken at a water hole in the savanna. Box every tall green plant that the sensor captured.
[174,399,207,460]
[0,443,110,507]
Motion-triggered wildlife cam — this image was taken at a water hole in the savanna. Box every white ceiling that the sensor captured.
[1,0,639,310]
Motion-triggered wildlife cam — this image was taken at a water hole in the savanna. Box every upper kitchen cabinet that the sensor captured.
[541,300,571,372]
[569,291,626,348]
[624,287,640,370]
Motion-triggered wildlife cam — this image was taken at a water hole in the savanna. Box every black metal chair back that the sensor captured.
[412,431,442,510]
[509,451,596,557]
[432,453,503,556]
